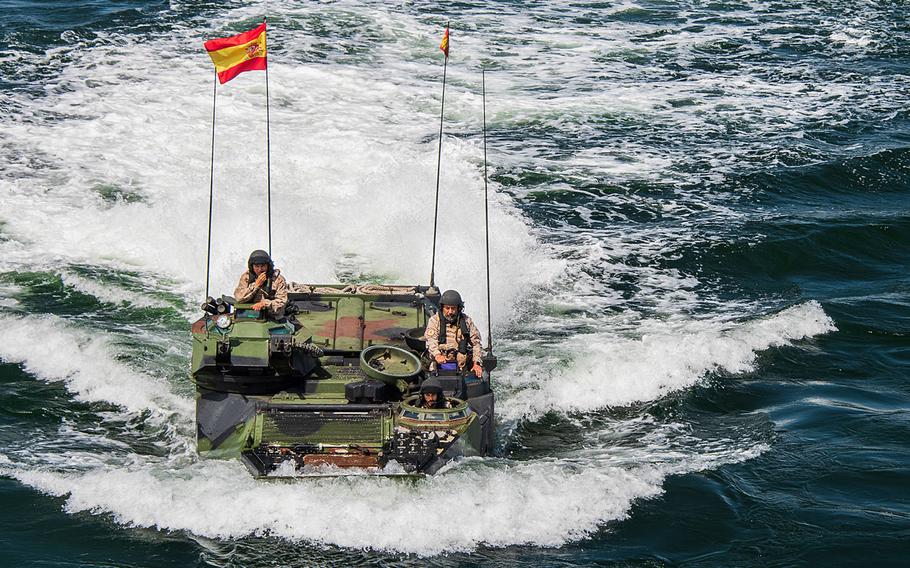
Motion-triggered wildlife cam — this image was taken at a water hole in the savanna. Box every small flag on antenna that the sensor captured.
[439,26,450,58]
[204,21,267,84]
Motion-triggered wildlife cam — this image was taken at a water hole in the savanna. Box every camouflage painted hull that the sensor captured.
[191,284,495,477]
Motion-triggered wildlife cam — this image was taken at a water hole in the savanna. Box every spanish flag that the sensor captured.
[439,27,449,58]
[204,22,267,84]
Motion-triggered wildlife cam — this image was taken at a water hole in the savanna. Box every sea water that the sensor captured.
[0,1,907,565]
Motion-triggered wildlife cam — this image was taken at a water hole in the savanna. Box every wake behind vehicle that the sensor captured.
[194,20,498,478]
[191,284,496,477]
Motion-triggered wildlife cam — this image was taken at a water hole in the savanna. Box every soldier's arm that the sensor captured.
[425,314,442,357]
[467,317,484,361]
[264,275,288,311]
[233,272,257,302]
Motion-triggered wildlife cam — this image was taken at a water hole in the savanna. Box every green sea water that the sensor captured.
[0,1,908,566]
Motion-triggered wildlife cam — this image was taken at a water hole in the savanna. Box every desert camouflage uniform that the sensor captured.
[234,269,288,318]
[425,312,483,371]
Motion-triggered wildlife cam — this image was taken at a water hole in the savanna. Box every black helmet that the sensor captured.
[440,289,463,308]
[420,376,443,395]
[248,249,271,265]
[247,249,275,279]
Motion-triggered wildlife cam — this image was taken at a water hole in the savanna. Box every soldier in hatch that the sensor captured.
[416,377,451,409]
[425,289,484,378]
[234,249,288,319]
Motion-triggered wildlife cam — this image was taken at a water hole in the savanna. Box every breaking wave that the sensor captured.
[0,0,859,559]
[0,298,831,555]
[3,426,769,556]
[500,301,836,421]
[0,314,191,418]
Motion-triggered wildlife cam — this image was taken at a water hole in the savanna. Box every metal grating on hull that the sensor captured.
[261,410,384,445]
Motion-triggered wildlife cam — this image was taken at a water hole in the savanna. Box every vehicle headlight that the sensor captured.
[215,314,231,329]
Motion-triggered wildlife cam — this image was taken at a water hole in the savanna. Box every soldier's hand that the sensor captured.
[251,301,266,311]
[472,363,483,377]
[434,354,446,365]
[254,273,268,287]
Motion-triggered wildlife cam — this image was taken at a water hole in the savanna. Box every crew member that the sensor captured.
[234,249,288,319]
[416,377,451,409]
[425,289,483,378]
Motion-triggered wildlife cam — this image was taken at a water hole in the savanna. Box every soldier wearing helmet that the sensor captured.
[425,289,484,378]
[416,376,451,409]
[233,249,288,319]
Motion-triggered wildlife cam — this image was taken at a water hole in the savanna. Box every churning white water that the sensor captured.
[0,0,841,555]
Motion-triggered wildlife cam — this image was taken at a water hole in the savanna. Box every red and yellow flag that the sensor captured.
[439,27,449,58]
[204,22,267,84]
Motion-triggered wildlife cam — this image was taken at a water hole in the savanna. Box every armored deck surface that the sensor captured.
[190,283,495,477]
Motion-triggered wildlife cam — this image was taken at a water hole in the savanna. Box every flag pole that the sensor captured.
[429,23,449,289]
[480,66,497,376]
[205,71,218,299]
[264,17,272,256]
[481,67,493,355]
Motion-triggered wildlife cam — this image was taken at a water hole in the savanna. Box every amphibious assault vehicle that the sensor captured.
[190,283,495,477]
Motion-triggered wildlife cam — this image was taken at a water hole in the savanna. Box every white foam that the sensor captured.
[0,1,859,555]
[0,283,22,308]
[499,301,836,421]
[0,14,560,336]
[59,272,166,309]
[830,23,874,48]
[2,418,771,556]
[0,314,192,419]
[8,458,660,555]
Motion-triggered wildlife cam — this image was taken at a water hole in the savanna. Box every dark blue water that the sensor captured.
[1,1,908,565]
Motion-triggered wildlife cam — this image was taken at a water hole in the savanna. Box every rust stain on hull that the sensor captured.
[302,454,381,468]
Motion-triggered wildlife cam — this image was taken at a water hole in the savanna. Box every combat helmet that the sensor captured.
[440,289,463,308]
[247,249,274,276]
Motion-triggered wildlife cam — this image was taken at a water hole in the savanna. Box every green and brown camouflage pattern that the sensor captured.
[190,283,495,477]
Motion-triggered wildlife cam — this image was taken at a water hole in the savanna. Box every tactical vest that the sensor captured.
[437,314,471,355]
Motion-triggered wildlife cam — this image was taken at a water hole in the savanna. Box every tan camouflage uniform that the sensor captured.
[425,312,483,371]
[234,269,288,318]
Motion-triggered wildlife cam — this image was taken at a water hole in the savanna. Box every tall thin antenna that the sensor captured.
[264,17,272,256]
[481,68,493,354]
[204,72,217,299]
[429,23,450,288]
